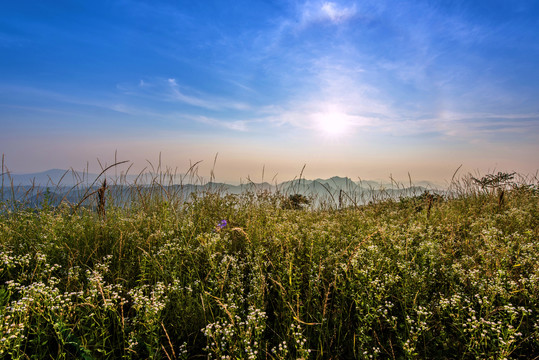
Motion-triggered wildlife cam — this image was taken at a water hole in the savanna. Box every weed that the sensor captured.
[0,165,538,358]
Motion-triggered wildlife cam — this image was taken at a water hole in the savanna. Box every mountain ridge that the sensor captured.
[2,169,443,190]
[1,169,449,209]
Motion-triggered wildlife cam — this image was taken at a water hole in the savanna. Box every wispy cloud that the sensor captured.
[299,1,357,26]
[166,78,220,109]
[185,114,250,132]
[434,112,539,138]
[366,110,539,144]
[114,1,539,147]
[118,78,251,111]
[108,103,252,133]
[0,84,123,114]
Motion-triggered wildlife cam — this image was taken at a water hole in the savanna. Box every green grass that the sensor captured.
[0,172,538,359]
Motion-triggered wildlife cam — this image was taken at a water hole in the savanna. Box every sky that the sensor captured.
[1,0,538,185]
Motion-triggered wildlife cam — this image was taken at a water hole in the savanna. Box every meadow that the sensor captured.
[0,169,538,359]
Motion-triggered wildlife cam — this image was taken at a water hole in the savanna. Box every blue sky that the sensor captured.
[1,0,538,184]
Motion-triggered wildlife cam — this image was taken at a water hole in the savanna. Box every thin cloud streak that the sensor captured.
[109,104,252,133]
[118,78,252,111]
[0,84,125,115]
[185,115,250,132]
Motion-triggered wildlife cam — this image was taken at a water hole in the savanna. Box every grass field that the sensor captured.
[0,170,538,359]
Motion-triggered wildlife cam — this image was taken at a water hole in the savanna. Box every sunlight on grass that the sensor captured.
[0,164,538,359]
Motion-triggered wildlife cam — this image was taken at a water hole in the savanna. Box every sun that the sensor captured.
[313,112,352,137]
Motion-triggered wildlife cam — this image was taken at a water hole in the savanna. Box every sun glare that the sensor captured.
[313,112,352,137]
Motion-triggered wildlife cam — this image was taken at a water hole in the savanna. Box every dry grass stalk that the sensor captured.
[97,179,107,220]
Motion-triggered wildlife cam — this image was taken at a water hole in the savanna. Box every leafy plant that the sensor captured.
[282,193,311,210]
[471,171,516,190]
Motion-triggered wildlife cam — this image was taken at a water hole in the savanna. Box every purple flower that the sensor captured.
[217,219,228,229]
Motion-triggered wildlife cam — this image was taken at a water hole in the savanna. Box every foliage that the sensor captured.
[471,172,516,190]
[0,172,538,359]
[282,194,311,210]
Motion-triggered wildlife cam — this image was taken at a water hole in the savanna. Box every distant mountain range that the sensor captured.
[1,168,138,187]
[2,169,441,189]
[0,169,445,208]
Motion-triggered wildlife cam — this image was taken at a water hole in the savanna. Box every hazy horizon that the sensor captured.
[2,1,538,183]
[4,160,537,190]
[3,163,451,186]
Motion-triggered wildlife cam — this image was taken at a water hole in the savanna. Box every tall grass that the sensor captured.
[0,163,538,359]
